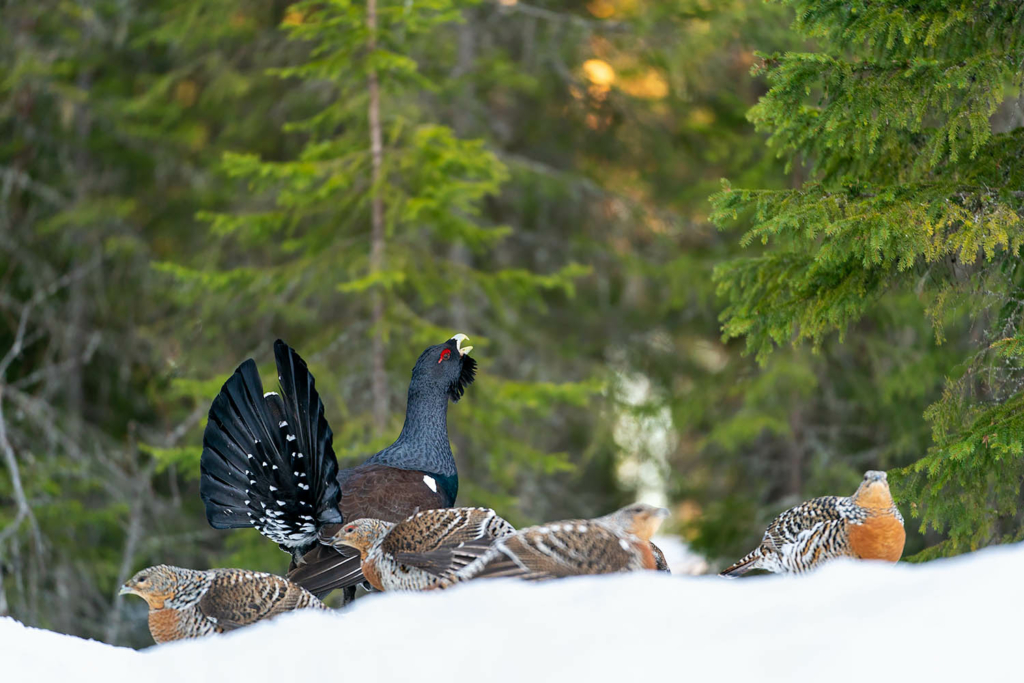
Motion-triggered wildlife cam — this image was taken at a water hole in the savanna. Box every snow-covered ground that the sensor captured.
[6,543,1020,682]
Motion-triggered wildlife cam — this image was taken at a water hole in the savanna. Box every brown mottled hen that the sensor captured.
[434,503,669,584]
[119,565,327,644]
[720,470,905,576]
[321,507,516,591]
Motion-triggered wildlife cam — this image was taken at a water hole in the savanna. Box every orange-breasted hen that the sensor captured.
[720,470,905,577]
[119,565,327,644]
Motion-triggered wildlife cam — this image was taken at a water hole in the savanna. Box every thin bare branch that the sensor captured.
[492,1,627,33]
[499,151,692,232]
[0,388,43,552]
[0,255,101,378]
[0,166,67,207]
[5,387,136,498]
[0,260,98,555]
[10,331,101,391]
[106,423,157,644]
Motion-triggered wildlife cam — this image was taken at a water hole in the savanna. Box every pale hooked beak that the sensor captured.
[450,333,473,356]
[118,584,133,596]
[653,507,670,520]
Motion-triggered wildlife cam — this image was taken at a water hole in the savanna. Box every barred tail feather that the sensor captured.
[286,542,365,598]
[452,544,541,582]
[720,548,763,577]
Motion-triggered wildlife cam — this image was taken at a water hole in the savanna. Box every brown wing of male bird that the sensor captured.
[469,524,640,581]
[287,463,449,595]
[197,571,324,632]
[337,463,449,523]
[385,508,516,576]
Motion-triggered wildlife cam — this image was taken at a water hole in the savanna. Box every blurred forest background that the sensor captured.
[2,0,1024,648]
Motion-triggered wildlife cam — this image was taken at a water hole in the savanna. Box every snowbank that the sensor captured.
[6,543,1020,683]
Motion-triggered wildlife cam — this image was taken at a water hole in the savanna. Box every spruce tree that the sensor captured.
[153,0,592,549]
[711,1,1024,557]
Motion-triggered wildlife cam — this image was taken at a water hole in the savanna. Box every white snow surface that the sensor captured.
[5,543,1020,682]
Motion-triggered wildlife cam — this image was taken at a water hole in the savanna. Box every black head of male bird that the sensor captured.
[360,334,476,503]
[199,334,476,600]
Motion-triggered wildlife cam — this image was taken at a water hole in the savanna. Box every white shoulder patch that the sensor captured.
[264,391,280,398]
[423,475,438,493]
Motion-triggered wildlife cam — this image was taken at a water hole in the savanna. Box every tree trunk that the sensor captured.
[62,68,94,440]
[367,0,388,434]
[105,423,151,645]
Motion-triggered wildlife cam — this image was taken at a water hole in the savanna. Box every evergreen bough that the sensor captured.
[711,0,1024,557]
[154,0,592,524]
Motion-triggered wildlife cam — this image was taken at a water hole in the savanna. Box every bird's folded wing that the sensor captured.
[391,541,495,578]
[764,496,847,552]
[465,523,637,580]
[198,572,314,631]
[387,507,514,553]
[383,507,514,577]
[649,541,670,573]
[338,463,451,523]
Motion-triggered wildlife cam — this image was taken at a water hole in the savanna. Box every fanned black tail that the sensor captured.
[200,340,342,558]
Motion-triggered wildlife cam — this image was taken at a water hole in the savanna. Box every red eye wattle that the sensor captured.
[439,349,452,363]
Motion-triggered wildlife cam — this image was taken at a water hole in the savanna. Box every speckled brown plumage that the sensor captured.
[322,507,515,591]
[287,464,452,595]
[650,541,670,573]
[120,565,327,644]
[441,503,669,584]
[720,470,906,576]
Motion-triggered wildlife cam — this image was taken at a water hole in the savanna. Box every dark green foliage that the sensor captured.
[711,0,1024,557]
[11,0,1017,649]
[153,0,595,532]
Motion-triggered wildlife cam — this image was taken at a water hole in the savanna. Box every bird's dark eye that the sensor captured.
[346,525,355,533]
[438,349,452,363]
